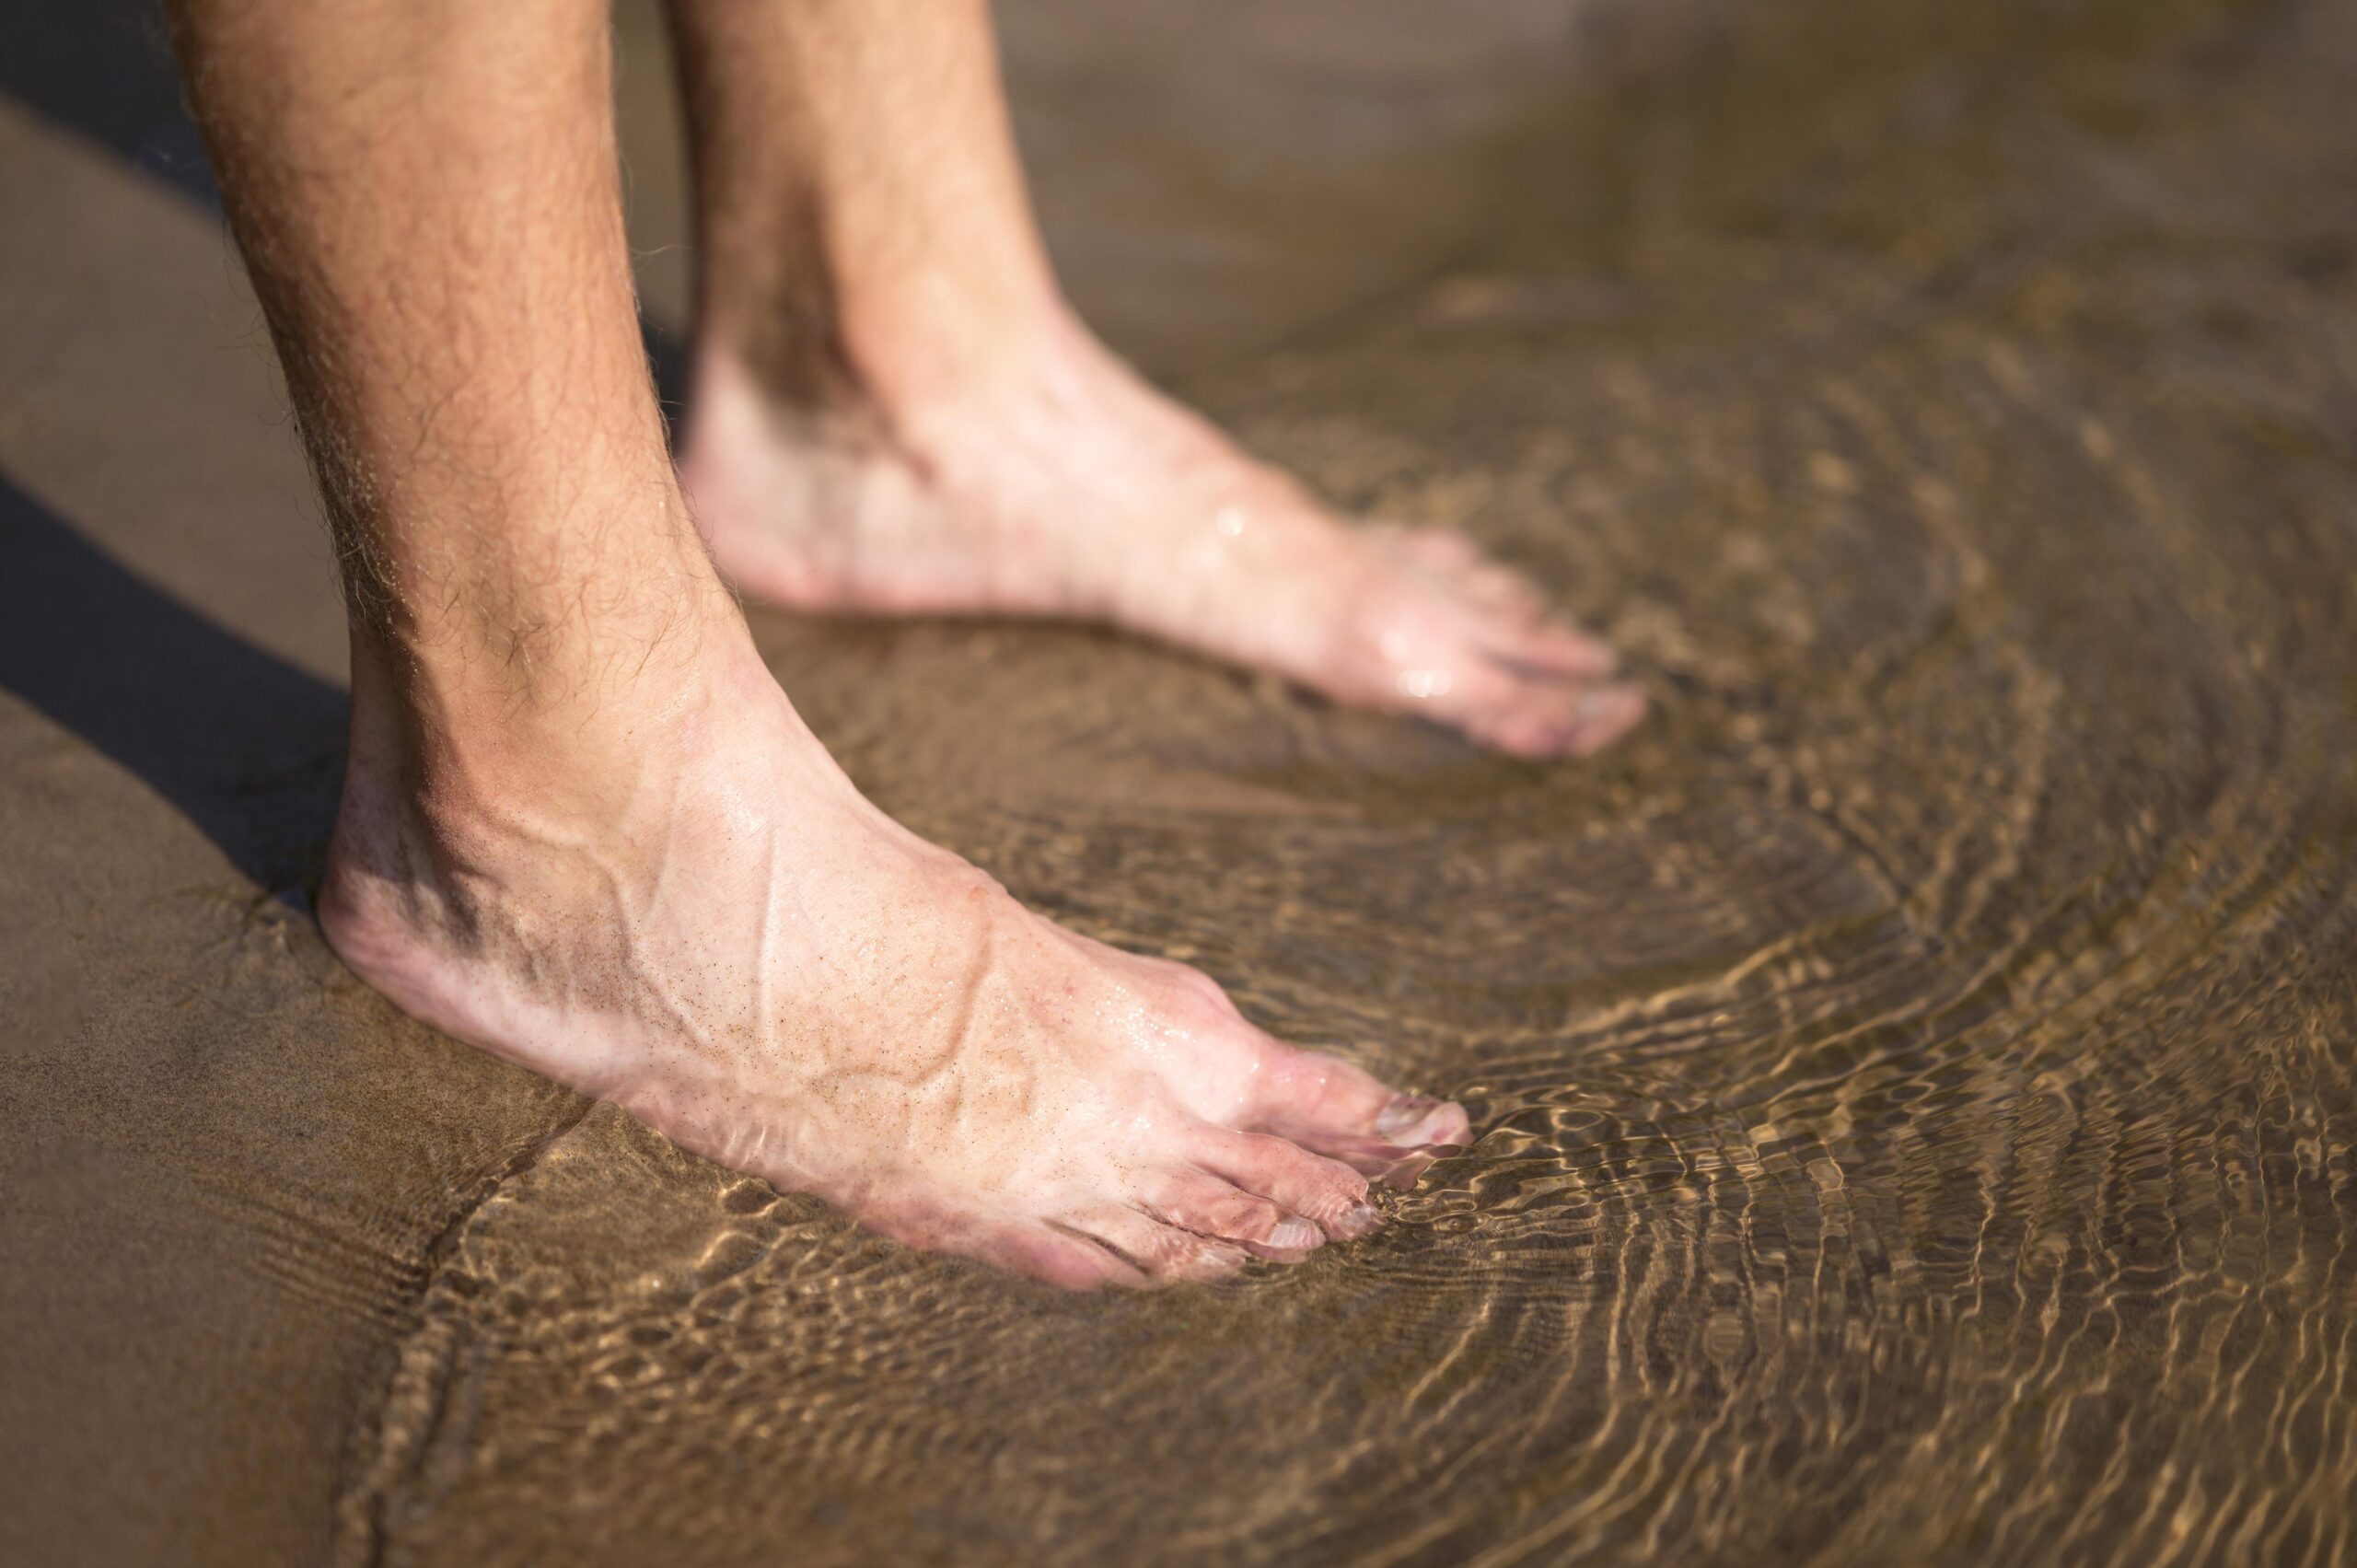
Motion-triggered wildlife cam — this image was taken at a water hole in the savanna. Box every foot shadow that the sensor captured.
[0,472,348,901]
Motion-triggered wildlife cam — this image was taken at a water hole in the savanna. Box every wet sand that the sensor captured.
[5,0,2356,1562]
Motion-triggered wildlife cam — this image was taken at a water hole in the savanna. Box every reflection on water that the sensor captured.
[343,0,2357,1562]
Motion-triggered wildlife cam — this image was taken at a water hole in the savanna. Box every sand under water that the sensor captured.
[5,0,2356,1562]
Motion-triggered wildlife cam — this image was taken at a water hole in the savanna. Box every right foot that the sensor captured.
[680,325,1650,760]
[319,632,1469,1288]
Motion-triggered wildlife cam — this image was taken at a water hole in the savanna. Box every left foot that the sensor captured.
[679,321,1647,759]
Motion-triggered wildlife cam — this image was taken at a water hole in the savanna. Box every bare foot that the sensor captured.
[319,633,1469,1288]
[679,321,1647,759]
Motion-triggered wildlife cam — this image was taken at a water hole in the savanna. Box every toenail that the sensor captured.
[1337,1202,1384,1240]
[1376,1096,1445,1142]
[1269,1216,1322,1250]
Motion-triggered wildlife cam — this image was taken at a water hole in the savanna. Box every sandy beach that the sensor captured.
[5,0,2356,1562]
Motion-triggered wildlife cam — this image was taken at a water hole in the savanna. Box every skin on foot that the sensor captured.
[319,642,1470,1289]
[679,321,1649,761]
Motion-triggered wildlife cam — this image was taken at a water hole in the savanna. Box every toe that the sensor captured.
[1379,528,1620,680]
[1190,1125,1383,1238]
[1375,1093,1474,1147]
[1474,615,1621,679]
[1342,574,1642,759]
[1363,610,1643,759]
[983,1227,1141,1291]
[1241,1045,1475,1188]
[1454,670,1648,759]
[1245,1042,1399,1133]
[890,1208,1146,1291]
[1144,1168,1326,1260]
[1248,1042,1468,1148]
[1054,1211,1251,1285]
[1430,557,1550,626]
[1545,680,1649,754]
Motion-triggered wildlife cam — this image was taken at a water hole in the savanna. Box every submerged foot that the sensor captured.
[679,321,1646,759]
[319,638,1469,1288]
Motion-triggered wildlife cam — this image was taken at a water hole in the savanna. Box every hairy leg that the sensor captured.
[664,0,1647,759]
[168,0,1466,1288]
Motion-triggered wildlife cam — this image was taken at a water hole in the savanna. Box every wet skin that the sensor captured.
[681,321,1649,761]
[320,312,1618,1287]
[320,629,1474,1287]
[169,0,1622,1288]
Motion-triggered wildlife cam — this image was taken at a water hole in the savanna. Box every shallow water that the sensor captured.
[6,0,2357,1562]
[332,1,2357,1562]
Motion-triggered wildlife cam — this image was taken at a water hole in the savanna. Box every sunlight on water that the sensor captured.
[316,0,2357,1561]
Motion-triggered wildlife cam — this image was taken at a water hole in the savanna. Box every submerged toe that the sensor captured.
[1055,1211,1251,1285]
[1190,1125,1381,1238]
[1146,1168,1325,1259]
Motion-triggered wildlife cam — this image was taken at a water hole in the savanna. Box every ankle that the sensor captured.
[837,276,1076,414]
[335,591,771,865]
[688,283,1086,447]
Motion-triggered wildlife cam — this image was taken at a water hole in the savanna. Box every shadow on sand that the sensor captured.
[0,472,348,900]
[0,3,695,899]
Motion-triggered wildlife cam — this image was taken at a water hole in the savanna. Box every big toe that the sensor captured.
[1374,1094,1474,1149]
[1239,1044,1473,1189]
